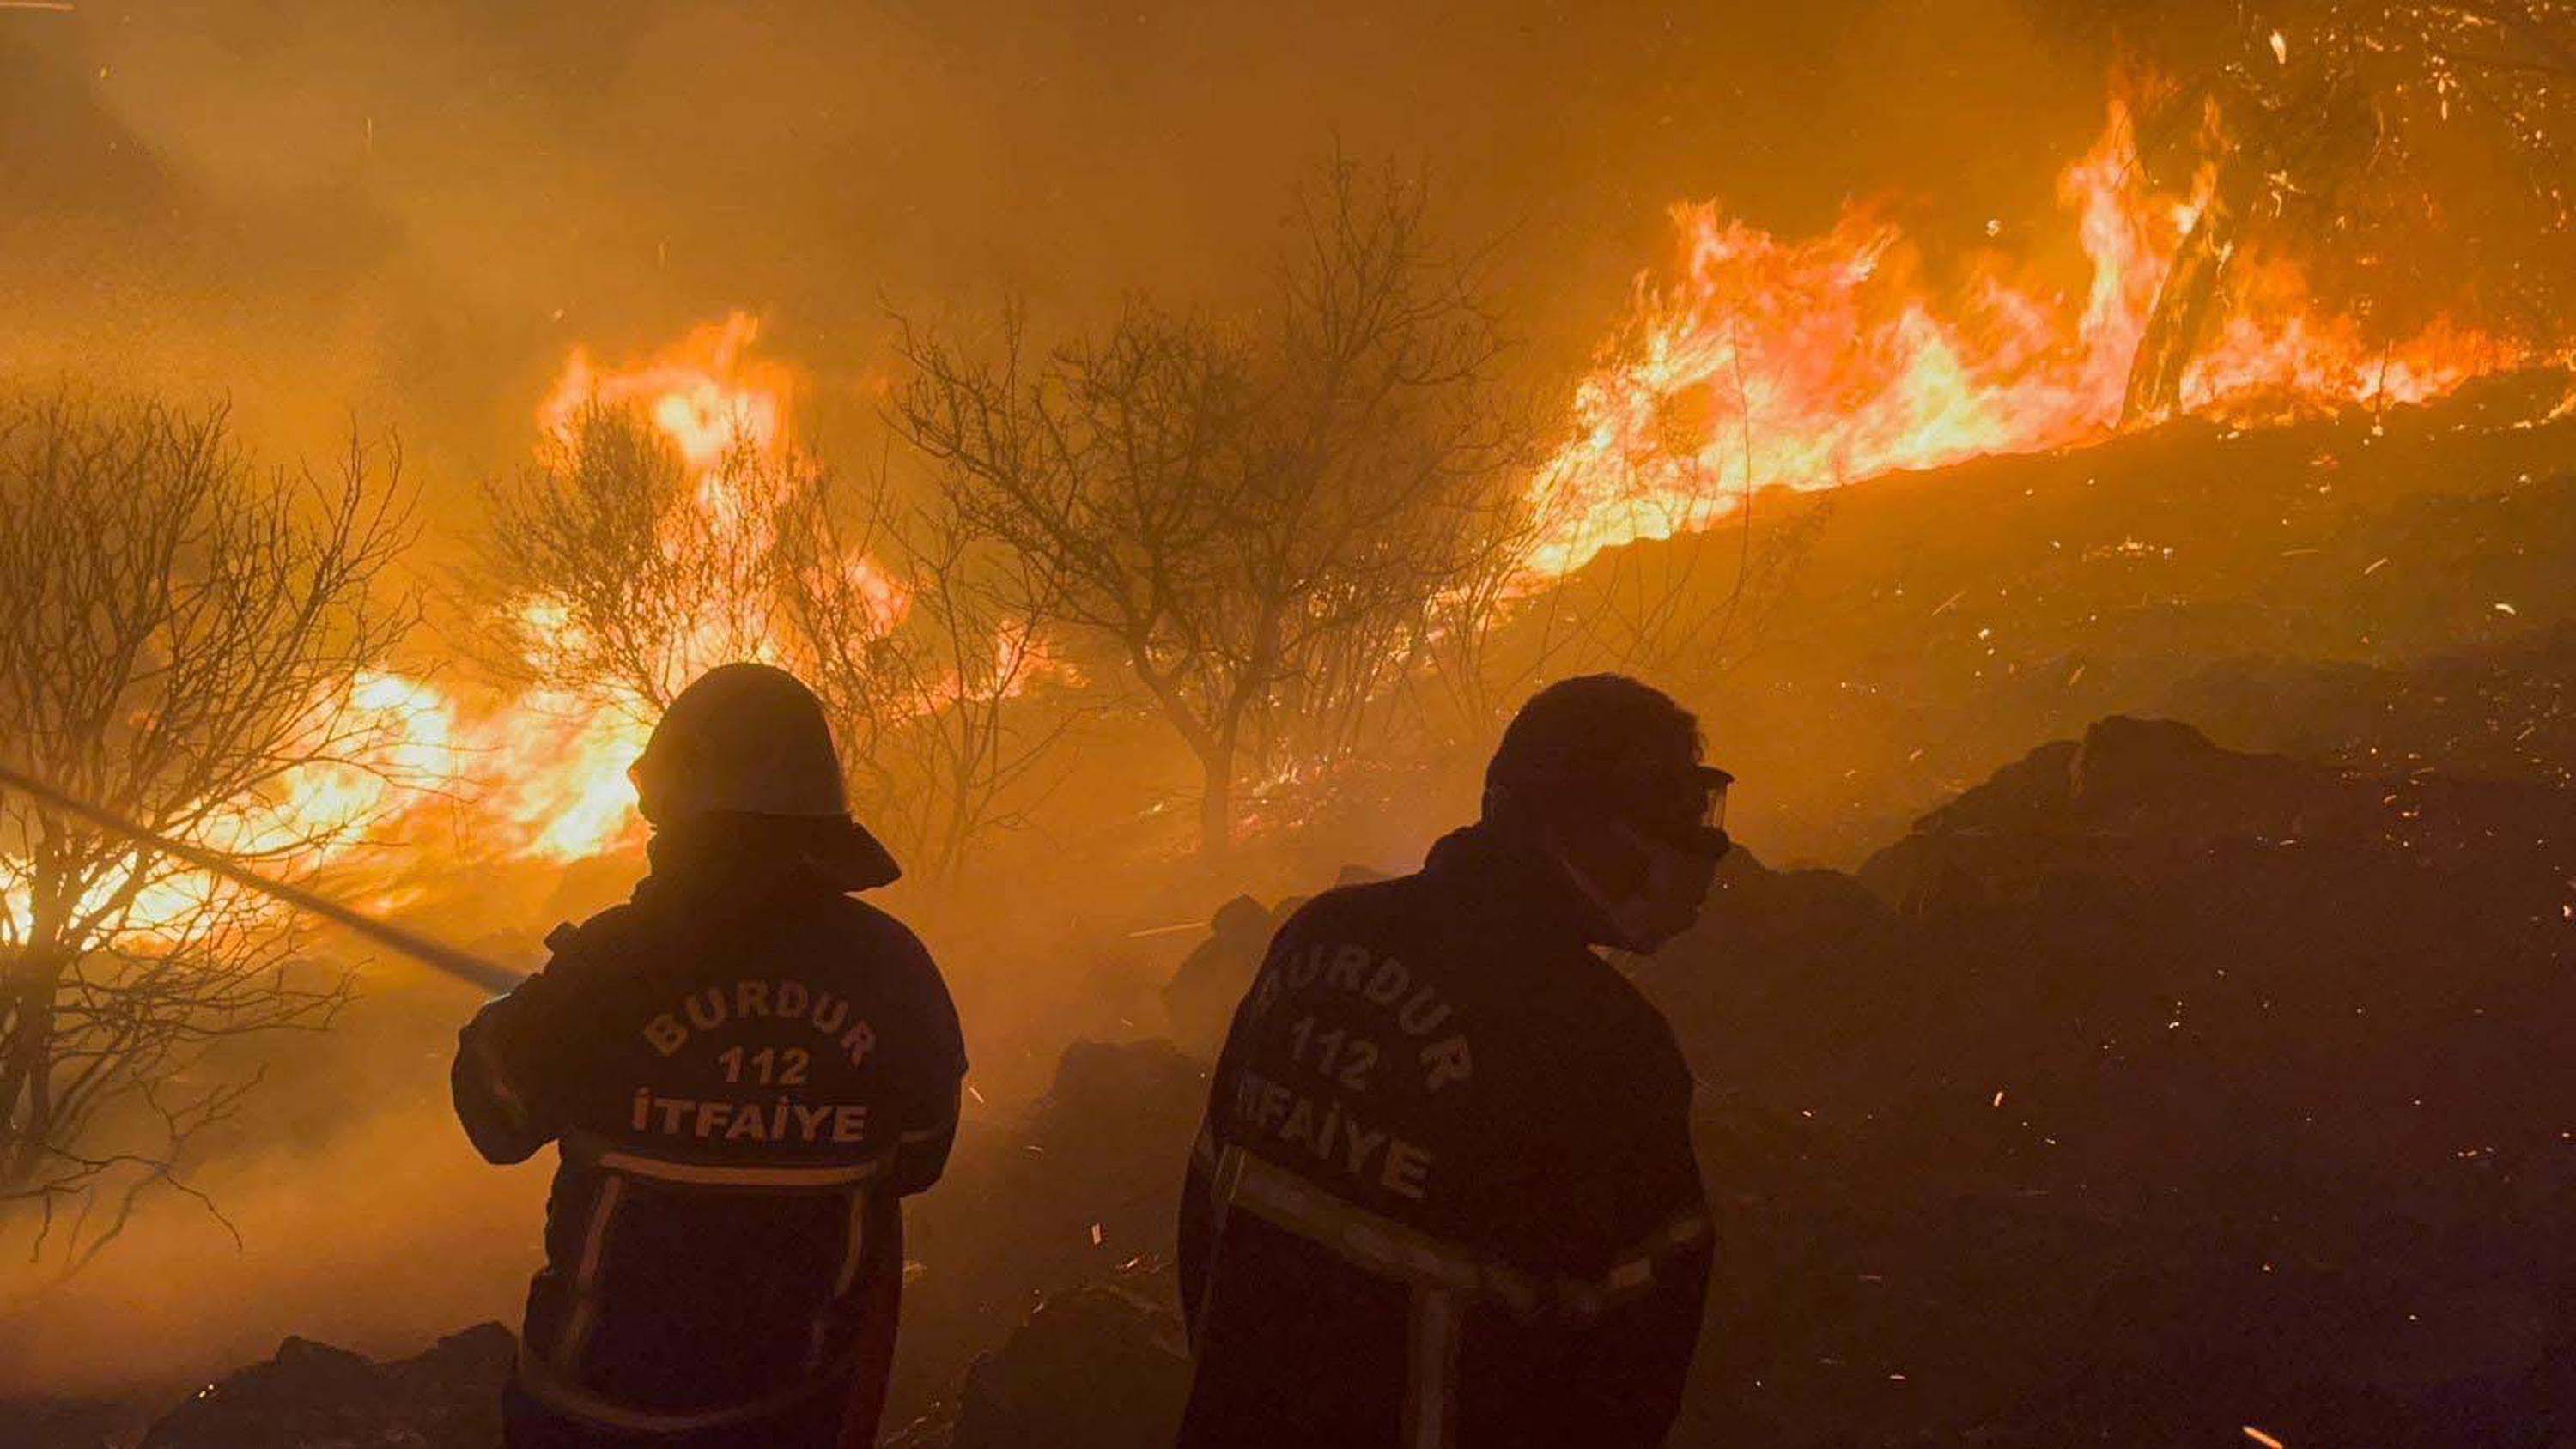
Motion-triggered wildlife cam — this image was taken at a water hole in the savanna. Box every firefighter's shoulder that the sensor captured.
[810,893,944,985]
[813,894,966,1070]
[533,902,652,985]
[1268,871,1413,950]
[1539,947,1695,1113]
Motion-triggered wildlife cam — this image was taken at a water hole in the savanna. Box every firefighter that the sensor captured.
[1163,894,1278,1058]
[453,663,965,1448]
[1176,674,1726,1447]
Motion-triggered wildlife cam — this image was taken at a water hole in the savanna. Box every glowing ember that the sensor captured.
[1529,86,2527,577]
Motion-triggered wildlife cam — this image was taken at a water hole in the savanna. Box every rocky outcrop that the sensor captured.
[1861,712,2575,906]
[138,1325,511,1448]
[1162,894,1279,1057]
[886,1039,1206,1429]
[889,1265,1189,1448]
[1644,716,2576,1446]
[2163,625,2576,790]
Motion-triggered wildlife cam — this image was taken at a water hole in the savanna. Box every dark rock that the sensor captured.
[0,1396,141,1449]
[1645,718,2576,1446]
[888,1264,1188,1449]
[139,1324,512,1449]
[1860,714,2576,907]
[2164,625,2576,790]
[888,1040,1206,1429]
[1161,894,1275,1057]
[1026,1039,1208,1154]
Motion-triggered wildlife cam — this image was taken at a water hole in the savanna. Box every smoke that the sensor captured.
[0,0,2110,497]
[0,998,546,1399]
[0,1107,541,1398]
[0,0,2137,1407]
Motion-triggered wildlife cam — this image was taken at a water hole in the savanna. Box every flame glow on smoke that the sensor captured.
[1528,90,2522,576]
[194,312,811,895]
[457,311,815,862]
[11,76,2551,924]
[538,311,793,472]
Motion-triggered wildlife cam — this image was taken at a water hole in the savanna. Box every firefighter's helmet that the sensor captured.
[630,663,849,825]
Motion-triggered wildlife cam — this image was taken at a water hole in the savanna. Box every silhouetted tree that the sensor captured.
[478,404,791,712]
[476,407,1073,881]
[893,159,1530,855]
[0,387,414,1265]
[775,469,1081,882]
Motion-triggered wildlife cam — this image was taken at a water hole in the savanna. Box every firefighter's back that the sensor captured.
[458,834,964,1446]
[524,882,954,1426]
[454,664,966,1448]
[1177,821,1711,1447]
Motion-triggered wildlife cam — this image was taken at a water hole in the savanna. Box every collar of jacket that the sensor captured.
[636,813,902,910]
[1419,822,1613,955]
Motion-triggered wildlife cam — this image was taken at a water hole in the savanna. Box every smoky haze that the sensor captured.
[21,0,2537,1427]
[0,0,2110,522]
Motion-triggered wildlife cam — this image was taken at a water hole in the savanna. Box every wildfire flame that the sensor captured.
[184,311,817,894]
[1528,88,2526,577]
[253,311,920,887]
[538,311,792,472]
[14,79,2553,925]
[479,310,819,859]
[451,308,936,864]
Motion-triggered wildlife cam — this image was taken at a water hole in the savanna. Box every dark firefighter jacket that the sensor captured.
[451,820,965,1442]
[1177,824,1713,1448]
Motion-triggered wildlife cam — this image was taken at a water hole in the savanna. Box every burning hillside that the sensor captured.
[3,6,2573,1446]
[249,87,2569,899]
[88,51,2565,896]
[258,58,2576,900]
[1532,79,2550,576]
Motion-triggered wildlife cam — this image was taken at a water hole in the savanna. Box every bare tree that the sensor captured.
[776,467,1082,882]
[0,386,415,1265]
[475,406,1073,882]
[1402,470,1564,746]
[477,404,792,715]
[892,158,1530,855]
